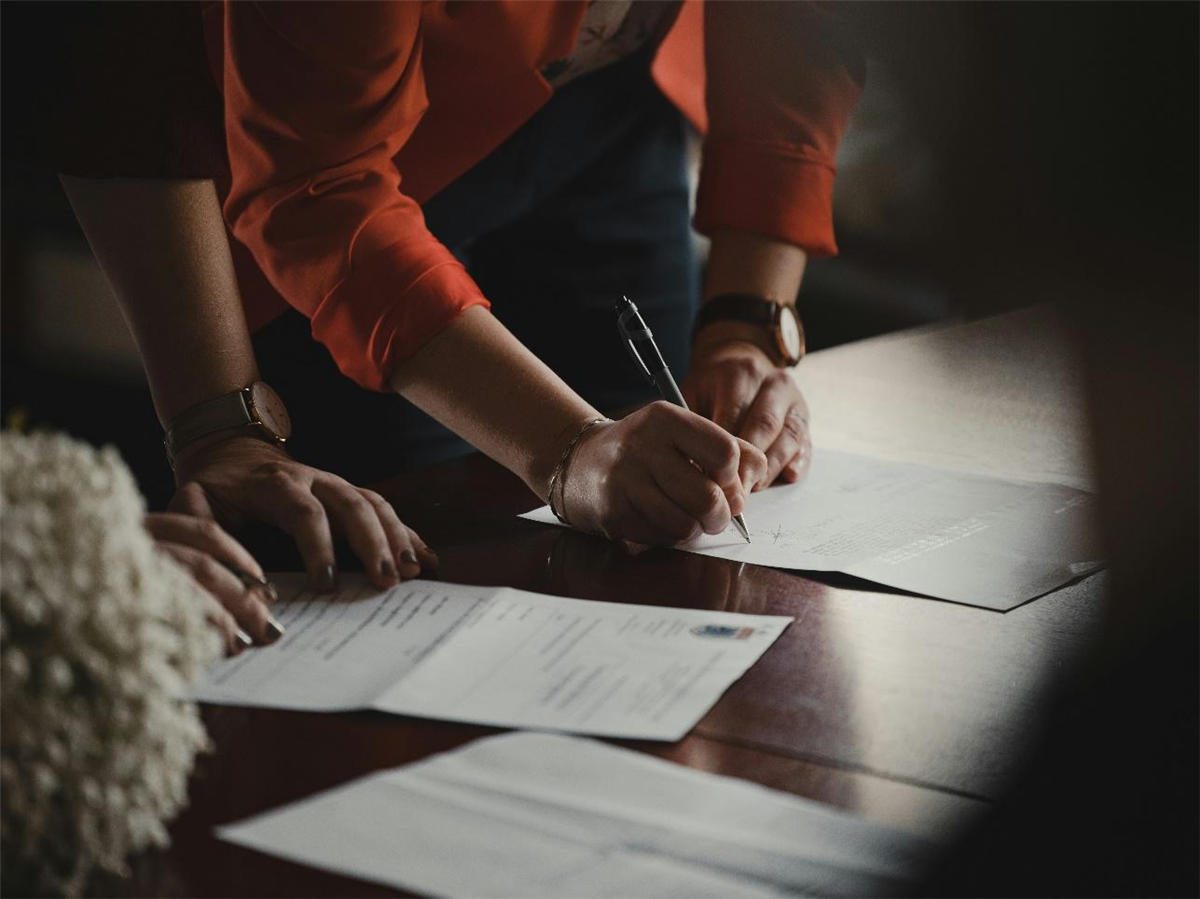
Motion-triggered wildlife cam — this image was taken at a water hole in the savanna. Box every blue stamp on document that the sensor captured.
[691,624,756,640]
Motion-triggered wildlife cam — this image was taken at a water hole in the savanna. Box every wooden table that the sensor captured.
[123,306,1106,897]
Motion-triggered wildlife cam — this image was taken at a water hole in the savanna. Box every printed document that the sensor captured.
[218,731,936,898]
[523,449,1102,610]
[191,576,790,740]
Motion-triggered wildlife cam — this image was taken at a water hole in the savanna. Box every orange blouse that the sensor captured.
[208,1,862,391]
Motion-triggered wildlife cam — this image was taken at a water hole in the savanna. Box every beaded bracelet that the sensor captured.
[547,417,610,526]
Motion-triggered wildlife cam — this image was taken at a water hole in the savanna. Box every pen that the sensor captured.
[615,296,751,544]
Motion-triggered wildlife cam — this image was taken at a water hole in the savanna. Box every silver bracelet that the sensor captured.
[547,417,610,526]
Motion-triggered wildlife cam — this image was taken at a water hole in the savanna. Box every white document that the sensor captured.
[523,449,1103,610]
[192,576,791,740]
[217,731,936,898]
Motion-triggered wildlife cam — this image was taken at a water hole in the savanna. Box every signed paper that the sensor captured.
[192,576,790,740]
[523,450,1102,609]
[218,732,936,898]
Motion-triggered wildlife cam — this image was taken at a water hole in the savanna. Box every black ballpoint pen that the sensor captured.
[616,295,751,544]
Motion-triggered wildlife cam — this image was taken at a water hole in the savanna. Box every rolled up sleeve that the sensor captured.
[694,1,865,258]
[221,1,488,391]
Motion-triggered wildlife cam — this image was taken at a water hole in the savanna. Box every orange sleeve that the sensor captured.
[693,1,865,258]
[221,1,489,392]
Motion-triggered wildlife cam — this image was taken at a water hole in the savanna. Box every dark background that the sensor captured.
[2,3,1196,894]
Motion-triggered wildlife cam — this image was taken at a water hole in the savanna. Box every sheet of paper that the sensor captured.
[190,575,494,711]
[523,449,1103,610]
[218,732,937,898]
[192,576,791,740]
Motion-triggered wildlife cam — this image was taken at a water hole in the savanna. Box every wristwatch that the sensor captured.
[164,381,291,466]
[692,293,806,367]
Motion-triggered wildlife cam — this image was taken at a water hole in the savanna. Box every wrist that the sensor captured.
[525,410,605,502]
[173,431,289,483]
[691,320,778,362]
[691,294,806,368]
[164,380,291,470]
[547,416,611,524]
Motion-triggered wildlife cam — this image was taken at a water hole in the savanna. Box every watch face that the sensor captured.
[248,381,292,440]
[777,305,805,364]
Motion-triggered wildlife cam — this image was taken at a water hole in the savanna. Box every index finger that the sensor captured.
[247,486,339,592]
[144,512,265,582]
[660,404,744,488]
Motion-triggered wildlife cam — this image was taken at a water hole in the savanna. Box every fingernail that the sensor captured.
[400,550,419,568]
[262,580,279,603]
[317,564,337,591]
[223,561,270,591]
[380,559,396,580]
[265,615,285,641]
[235,628,254,649]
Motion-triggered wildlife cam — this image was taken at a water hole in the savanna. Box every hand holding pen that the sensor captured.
[537,297,766,547]
[552,400,766,546]
[616,296,757,543]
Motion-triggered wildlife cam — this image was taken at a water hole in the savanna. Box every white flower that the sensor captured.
[1,431,221,897]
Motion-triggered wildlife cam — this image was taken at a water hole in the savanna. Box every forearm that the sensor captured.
[388,306,599,499]
[695,229,808,356]
[59,176,258,426]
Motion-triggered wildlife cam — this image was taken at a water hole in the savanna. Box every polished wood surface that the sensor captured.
[123,307,1103,897]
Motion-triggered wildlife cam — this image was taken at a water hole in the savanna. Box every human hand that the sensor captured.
[557,402,768,546]
[169,435,437,592]
[682,339,811,488]
[145,511,280,656]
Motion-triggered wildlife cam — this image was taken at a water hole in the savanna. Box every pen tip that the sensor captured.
[731,514,751,544]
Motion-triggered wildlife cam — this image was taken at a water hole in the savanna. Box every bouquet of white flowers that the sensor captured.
[1,431,221,897]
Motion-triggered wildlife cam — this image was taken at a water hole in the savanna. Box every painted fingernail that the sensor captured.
[235,628,254,649]
[400,550,419,568]
[261,580,280,603]
[317,564,337,591]
[265,615,285,641]
[223,561,269,591]
[380,559,396,579]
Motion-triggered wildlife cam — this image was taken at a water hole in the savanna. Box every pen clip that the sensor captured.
[616,296,656,384]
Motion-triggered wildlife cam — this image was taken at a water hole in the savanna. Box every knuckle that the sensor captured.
[716,437,740,472]
[259,460,294,481]
[749,409,783,435]
[290,499,326,525]
[647,401,681,426]
[341,491,373,515]
[360,489,388,508]
[782,410,805,439]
